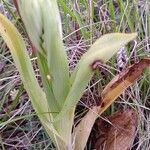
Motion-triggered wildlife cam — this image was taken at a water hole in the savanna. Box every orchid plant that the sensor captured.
[0,0,143,149]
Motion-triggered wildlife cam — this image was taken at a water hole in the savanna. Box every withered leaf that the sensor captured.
[93,109,138,150]
[74,58,150,150]
[98,58,150,114]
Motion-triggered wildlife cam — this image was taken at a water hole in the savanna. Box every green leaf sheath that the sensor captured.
[37,52,60,116]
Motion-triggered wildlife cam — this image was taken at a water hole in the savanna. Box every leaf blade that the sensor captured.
[0,13,47,115]
[40,0,70,107]
[56,33,137,121]
[0,13,62,145]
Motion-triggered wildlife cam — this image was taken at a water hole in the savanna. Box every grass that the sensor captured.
[0,0,150,149]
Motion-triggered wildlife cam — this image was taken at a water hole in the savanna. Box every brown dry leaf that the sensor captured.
[93,109,138,150]
[74,58,150,150]
[98,58,150,114]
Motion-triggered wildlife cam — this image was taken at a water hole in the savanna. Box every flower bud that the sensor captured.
[15,0,62,55]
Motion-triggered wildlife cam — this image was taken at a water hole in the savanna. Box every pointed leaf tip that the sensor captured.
[55,32,137,122]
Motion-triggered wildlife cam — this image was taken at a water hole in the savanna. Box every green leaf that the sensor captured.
[55,33,137,121]
[41,0,70,108]
[37,52,60,116]
[16,0,44,53]
[17,0,70,108]
[0,13,62,146]
[0,13,47,116]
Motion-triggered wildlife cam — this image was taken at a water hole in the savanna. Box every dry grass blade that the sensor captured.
[74,58,150,150]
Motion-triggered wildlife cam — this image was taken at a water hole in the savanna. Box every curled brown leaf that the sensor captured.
[98,58,150,114]
[74,58,150,150]
[93,109,138,150]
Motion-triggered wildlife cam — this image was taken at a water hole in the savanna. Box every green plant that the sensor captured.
[0,0,144,149]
